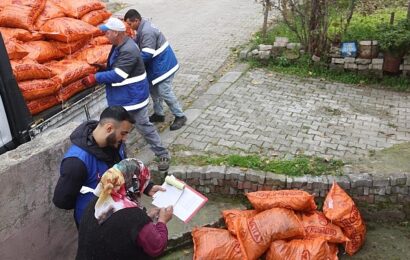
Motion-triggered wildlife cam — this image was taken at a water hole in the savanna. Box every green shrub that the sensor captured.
[376,19,410,57]
[339,8,407,41]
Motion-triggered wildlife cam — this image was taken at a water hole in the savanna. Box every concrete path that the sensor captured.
[113,1,410,166]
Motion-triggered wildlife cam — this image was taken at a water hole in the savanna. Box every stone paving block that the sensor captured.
[349,173,372,188]
[355,58,371,65]
[309,175,329,190]
[190,94,217,109]
[205,165,226,179]
[168,165,187,180]
[344,63,358,70]
[286,176,293,189]
[186,165,203,179]
[206,82,231,95]
[372,174,390,187]
[372,58,383,64]
[392,186,409,195]
[327,175,351,190]
[226,167,246,181]
[344,57,356,63]
[245,169,266,184]
[218,72,242,83]
[371,187,387,196]
[239,47,252,60]
[258,44,273,51]
[265,172,287,187]
[406,173,410,186]
[229,187,238,195]
[291,176,308,189]
[259,50,271,60]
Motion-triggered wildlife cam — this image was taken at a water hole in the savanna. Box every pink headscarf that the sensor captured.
[93,159,151,224]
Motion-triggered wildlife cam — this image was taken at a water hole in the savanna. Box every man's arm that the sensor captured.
[95,49,137,85]
[139,32,157,63]
[53,157,87,209]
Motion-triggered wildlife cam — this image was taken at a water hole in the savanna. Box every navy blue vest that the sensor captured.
[62,144,125,224]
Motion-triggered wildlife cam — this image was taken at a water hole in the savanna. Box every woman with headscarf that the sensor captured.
[76,158,173,260]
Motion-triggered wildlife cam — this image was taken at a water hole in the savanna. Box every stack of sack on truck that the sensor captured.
[0,0,119,115]
[192,182,366,260]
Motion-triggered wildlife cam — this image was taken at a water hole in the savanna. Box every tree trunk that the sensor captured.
[407,0,410,21]
[262,0,271,38]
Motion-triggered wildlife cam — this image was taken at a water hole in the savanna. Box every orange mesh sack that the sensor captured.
[50,0,105,18]
[323,182,366,256]
[23,41,65,63]
[299,210,349,243]
[246,190,317,212]
[27,95,59,115]
[52,39,89,55]
[0,27,35,42]
[34,0,65,29]
[5,38,28,60]
[0,0,12,9]
[46,59,97,86]
[0,1,45,30]
[89,36,110,46]
[235,208,305,260]
[40,17,99,42]
[18,77,61,101]
[265,238,338,260]
[73,44,111,66]
[192,227,242,260]
[222,209,258,236]
[57,79,89,102]
[11,59,55,81]
[81,9,111,26]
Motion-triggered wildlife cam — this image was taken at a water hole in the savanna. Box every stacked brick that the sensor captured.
[167,165,410,218]
[330,57,385,77]
[240,37,301,61]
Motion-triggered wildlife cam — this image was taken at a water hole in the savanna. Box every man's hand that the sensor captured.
[147,185,165,197]
[81,74,97,87]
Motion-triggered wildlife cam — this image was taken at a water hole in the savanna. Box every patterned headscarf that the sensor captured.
[94,158,151,224]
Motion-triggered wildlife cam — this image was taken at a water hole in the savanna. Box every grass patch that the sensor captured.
[339,8,407,41]
[172,154,344,176]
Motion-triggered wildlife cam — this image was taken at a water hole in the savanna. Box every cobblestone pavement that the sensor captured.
[115,0,266,104]
[115,0,410,163]
[173,68,410,161]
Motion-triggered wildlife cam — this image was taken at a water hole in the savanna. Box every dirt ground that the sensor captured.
[350,142,410,175]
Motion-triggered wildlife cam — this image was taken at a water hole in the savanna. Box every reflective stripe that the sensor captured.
[153,41,169,58]
[80,186,94,194]
[152,63,179,85]
[112,72,147,87]
[141,47,155,55]
[123,97,150,111]
[114,68,129,79]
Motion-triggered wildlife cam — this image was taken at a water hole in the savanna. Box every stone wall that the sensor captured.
[0,123,78,260]
[168,166,410,221]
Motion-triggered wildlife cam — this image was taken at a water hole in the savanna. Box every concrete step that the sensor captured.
[141,194,248,252]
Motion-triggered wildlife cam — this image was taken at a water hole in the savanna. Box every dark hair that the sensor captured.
[124,9,142,22]
[99,106,135,125]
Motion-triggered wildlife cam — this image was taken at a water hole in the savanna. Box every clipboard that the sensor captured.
[152,175,208,223]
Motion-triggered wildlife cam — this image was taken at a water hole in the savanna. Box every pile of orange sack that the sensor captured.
[192,182,366,260]
[0,0,130,116]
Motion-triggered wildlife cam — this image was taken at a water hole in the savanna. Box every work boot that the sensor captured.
[170,116,187,131]
[149,113,165,123]
[158,156,170,172]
